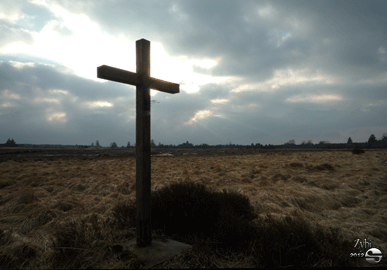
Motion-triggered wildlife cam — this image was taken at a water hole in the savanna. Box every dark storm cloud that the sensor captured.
[0,61,133,145]
[45,0,387,82]
[134,1,383,82]
[270,1,387,78]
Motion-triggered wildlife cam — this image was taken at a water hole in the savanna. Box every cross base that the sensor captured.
[121,235,192,268]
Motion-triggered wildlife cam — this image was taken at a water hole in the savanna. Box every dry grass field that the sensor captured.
[0,148,386,268]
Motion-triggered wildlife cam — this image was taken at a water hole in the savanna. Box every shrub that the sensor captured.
[111,180,363,267]
[112,180,258,251]
[152,180,259,252]
[249,215,357,267]
[352,143,365,155]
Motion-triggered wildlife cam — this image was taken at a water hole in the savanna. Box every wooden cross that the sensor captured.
[97,38,179,247]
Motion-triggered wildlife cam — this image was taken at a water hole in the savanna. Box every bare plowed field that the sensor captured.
[1,148,386,268]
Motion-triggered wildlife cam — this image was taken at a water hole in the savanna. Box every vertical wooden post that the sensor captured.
[136,39,152,247]
[97,38,179,248]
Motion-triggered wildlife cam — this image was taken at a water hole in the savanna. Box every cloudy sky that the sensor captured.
[1,0,386,147]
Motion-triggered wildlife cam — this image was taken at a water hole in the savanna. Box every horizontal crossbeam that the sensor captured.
[97,65,179,94]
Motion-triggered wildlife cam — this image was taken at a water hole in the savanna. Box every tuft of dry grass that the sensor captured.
[0,148,386,268]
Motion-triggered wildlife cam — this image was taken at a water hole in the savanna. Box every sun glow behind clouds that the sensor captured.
[3,1,138,83]
[2,1,234,100]
[34,4,128,82]
[151,43,230,95]
[0,1,24,24]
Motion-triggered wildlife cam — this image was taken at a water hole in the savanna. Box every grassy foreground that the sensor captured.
[0,148,386,268]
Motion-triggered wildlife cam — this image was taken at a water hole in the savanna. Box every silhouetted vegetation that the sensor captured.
[1,132,387,149]
[5,138,16,147]
[368,134,377,144]
[352,143,365,155]
[113,180,257,251]
[110,180,360,267]
[110,142,118,148]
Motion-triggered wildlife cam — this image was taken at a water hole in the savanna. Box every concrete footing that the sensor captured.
[121,235,192,268]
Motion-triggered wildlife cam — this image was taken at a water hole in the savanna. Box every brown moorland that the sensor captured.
[0,147,386,268]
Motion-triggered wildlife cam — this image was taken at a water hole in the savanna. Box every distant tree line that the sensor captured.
[5,138,16,146]
[1,133,387,149]
[101,134,387,149]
